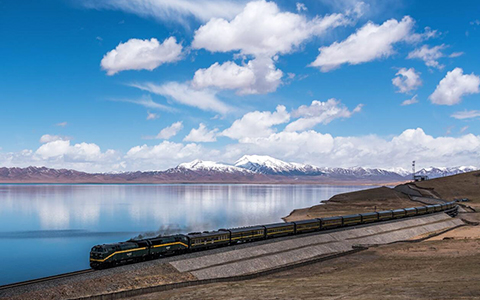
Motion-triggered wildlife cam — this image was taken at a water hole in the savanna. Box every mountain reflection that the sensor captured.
[0,184,369,232]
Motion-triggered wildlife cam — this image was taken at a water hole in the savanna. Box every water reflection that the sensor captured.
[0,184,371,284]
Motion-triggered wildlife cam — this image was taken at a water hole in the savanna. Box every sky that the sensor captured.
[0,0,480,172]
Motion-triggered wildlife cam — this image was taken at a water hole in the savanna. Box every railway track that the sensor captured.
[0,269,94,291]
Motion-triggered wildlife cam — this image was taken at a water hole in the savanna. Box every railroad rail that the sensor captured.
[0,269,94,291]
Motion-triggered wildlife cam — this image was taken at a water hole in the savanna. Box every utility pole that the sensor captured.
[412,160,415,182]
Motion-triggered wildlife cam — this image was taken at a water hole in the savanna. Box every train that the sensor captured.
[89,201,457,269]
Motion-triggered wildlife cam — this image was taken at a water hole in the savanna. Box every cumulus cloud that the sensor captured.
[183,123,218,142]
[310,16,416,72]
[81,0,246,24]
[101,37,183,75]
[192,56,283,94]
[221,105,290,142]
[34,140,118,165]
[224,128,480,169]
[285,99,363,132]
[2,128,480,172]
[132,82,231,114]
[451,110,480,120]
[125,141,206,170]
[401,94,419,106]
[392,68,422,93]
[192,0,351,57]
[147,121,183,140]
[39,134,69,144]
[429,68,480,105]
[407,44,445,69]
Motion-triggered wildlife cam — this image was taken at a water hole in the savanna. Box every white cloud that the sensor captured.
[401,94,419,106]
[192,0,351,56]
[449,52,464,58]
[296,3,307,12]
[56,122,68,127]
[183,123,218,142]
[34,140,118,165]
[285,99,363,132]
[429,68,480,105]
[221,105,290,142]
[101,37,183,75]
[39,134,69,144]
[310,16,416,72]
[150,121,183,140]
[125,141,205,170]
[407,44,445,69]
[114,95,174,112]
[392,68,422,93]
[146,111,159,120]
[132,82,231,114]
[451,110,480,120]
[460,126,469,134]
[2,128,480,172]
[224,128,480,169]
[81,0,246,24]
[192,56,283,94]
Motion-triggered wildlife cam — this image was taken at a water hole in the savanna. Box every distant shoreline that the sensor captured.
[0,180,406,186]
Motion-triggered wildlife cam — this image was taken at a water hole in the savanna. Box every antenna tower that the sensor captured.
[412,161,415,181]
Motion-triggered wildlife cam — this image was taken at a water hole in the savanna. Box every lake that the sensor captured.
[0,184,372,285]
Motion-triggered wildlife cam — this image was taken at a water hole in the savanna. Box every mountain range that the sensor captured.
[0,155,477,184]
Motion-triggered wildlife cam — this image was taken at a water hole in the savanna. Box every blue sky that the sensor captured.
[1,0,479,172]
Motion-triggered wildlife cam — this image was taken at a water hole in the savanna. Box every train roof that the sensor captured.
[360,212,378,216]
[342,214,361,218]
[221,225,265,233]
[263,222,294,229]
[186,230,229,238]
[321,216,342,220]
[293,219,320,225]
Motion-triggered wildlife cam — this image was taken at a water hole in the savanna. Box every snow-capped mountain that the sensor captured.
[0,156,477,183]
[319,167,406,180]
[168,159,252,174]
[414,166,478,179]
[234,155,324,176]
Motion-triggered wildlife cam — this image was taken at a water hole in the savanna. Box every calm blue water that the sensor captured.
[0,184,371,285]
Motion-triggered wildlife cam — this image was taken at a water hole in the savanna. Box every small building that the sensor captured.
[414,175,429,181]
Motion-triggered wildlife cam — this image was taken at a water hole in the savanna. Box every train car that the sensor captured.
[148,235,189,258]
[89,241,148,269]
[222,226,265,243]
[433,204,442,212]
[425,205,436,213]
[294,219,321,234]
[378,210,393,221]
[415,206,427,215]
[264,222,295,238]
[360,212,378,223]
[320,216,342,229]
[404,207,417,217]
[392,209,406,219]
[187,231,230,251]
[342,214,362,226]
